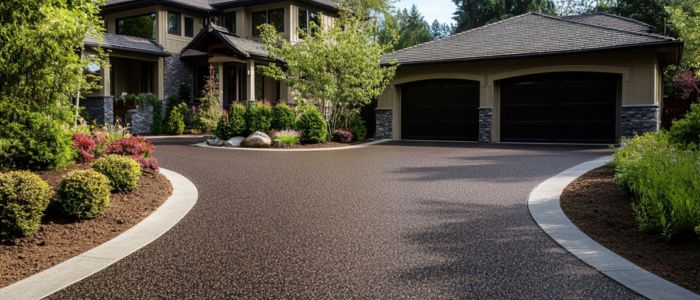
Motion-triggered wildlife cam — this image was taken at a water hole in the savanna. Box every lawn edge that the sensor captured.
[193,138,392,152]
[0,168,198,300]
[528,156,700,300]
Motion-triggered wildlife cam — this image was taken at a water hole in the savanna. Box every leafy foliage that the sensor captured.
[272,103,296,130]
[246,102,274,133]
[332,129,354,143]
[92,155,141,193]
[295,106,328,143]
[106,136,154,158]
[167,103,187,135]
[194,65,222,133]
[668,103,700,145]
[667,0,700,69]
[0,171,52,239]
[452,0,556,32]
[271,130,302,146]
[72,133,97,163]
[348,113,367,141]
[57,170,111,220]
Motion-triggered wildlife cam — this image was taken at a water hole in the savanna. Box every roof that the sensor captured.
[562,12,654,32]
[84,33,169,57]
[182,25,268,59]
[103,0,336,12]
[381,13,681,65]
[210,0,337,11]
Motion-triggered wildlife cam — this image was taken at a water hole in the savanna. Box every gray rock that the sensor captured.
[225,136,245,147]
[244,131,272,148]
[206,137,223,146]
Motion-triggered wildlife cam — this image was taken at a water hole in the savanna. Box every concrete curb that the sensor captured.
[0,168,198,300]
[528,156,700,300]
[143,135,206,139]
[194,139,392,152]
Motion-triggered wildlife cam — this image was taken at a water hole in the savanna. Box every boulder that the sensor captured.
[206,137,223,146]
[244,131,272,148]
[224,136,245,147]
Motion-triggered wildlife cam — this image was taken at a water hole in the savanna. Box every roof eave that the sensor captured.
[85,43,171,57]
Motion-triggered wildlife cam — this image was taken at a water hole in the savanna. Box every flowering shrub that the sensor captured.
[72,133,96,163]
[332,129,353,143]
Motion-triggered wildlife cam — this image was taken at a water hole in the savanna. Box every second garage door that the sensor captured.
[500,72,619,144]
[401,79,480,141]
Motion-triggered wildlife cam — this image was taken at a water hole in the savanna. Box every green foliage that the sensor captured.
[452,0,555,32]
[166,103,187,135]
[0,171,52,239]
[295,107,328,143]
[394,6,433,50]
[92,155,141,193]
[348,113,367,141]
[194,65,222,133]
[272,103,296,130]
[667,1,700,69]
[0,102,76,170]
[271,130,302,146]
[215,104,248,139]
[57,170,111,220]
[612,133,700,241]
[669,103,700,145]
[246,102,274,133]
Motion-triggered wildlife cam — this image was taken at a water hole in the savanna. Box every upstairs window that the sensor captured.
[252,8,284,36]
[222,12,236,33]
[116,13,156,40]
[184,16,195,37]
[168,11,181,35]
[298,8,320,36]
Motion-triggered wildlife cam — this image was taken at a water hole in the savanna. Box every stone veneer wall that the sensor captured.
[478,108,492,143]
[81,96,114,125]
[621,105,659,138]
[164,55,194,101]
[127,106,154,135]
[375,109,393,139]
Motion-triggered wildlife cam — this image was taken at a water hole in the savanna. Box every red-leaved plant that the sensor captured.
[71,133,96,163]
[332,129,353,143]
[673,69,700,101]
[106,136,159,172]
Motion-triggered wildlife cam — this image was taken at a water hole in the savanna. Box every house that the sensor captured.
[378,12,682,144]
[82,0,337,132]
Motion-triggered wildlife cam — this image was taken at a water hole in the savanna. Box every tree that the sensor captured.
[259,11,397,138]
[430,20,454,39]
[194,65,222,133]
[395,6,434,50]
[452,0,557,32]
[667,0,700,69]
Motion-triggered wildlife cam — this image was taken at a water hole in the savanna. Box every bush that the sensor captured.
[272,103,296,130]
[106,136,154,158]
[246,102,274,133]
[215,104,248,140]
[669,103,700,146]
[57,170,111,220]
[0,102,75,170]
[0,171,52,239]
[92,155,141,193]
[166,103,186,135]
[72,133,96,163]
[348,113,367,141]
[612,133,700,241]
[332,129,353,143]
[295,106,328,143]
[271,130,301,146]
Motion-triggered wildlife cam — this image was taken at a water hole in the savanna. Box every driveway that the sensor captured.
[50,140,639,299]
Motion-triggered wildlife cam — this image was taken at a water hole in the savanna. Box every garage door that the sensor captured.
[500,72,619,143]
[401,79,480,141]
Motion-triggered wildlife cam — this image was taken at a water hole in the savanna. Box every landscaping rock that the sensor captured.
[244,131,272,148]
[225,137,245,147]
[206,137,223,146]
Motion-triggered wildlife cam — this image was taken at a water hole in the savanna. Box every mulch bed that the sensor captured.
[0,164,172,288]
[560,165,700,294]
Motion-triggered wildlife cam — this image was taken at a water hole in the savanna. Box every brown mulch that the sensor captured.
[560,165,700,294]
[0,164,172,288]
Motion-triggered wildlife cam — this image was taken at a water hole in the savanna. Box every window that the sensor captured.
[116,13,156,40]
[168,11,181,35]
[222,12,236,33]
[184,16,195,37]
[252,9,284,36]
[298,8,320,35]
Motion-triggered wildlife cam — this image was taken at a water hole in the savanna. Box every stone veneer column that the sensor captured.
[478,108,492,143]
[620,105,659,138]
[164,54,194,100]
[375,109,393,139]
[81,96,114,125]
[126,106,154,135]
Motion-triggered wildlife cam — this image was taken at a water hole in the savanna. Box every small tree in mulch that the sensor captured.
[194,65,222,133]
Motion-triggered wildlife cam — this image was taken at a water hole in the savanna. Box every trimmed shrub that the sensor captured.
[106,136,154,158]
[132,156,159,173]
[166,103,187,135]
[92,155,141,193]
[57,170,111,219]
[272,103,296,130]
[295,106,328,143]
[348,113,367,141]
[332,129,353,143]
[229,103,247,136]
[669,103,700,146]
[246,102,274,133]
[271,130,302,146]
[0,171,52,239]
[214,114,233,140]
[72,133,96,163]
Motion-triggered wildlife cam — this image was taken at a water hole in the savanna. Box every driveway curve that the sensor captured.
[50,139,639,299]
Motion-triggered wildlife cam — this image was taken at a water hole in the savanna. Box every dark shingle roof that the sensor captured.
[219,33,268,58]
[210,0,336,11]
[562,12,654,32]
[381,13,679,65]
[104,0,213,12]
[85,33,169,57]
[182,25,268,59]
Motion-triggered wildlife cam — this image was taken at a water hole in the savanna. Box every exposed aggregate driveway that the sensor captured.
[51,139,640,299]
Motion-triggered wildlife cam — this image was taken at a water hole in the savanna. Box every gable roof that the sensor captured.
[381,13,681,66]
[85,33,170,57]
[210,0,337,11]
[103,0,337,13]
[182,25,268,59]
[562,12,654,33]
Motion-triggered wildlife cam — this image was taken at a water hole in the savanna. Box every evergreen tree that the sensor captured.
[395,5,434,49]
[430,20,454,39]
[452,0,557,32]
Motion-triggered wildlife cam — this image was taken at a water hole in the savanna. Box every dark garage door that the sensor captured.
[500,72,619,143]
[401,79,480,141]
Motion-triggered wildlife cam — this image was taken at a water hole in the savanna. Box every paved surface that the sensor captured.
[50,139,640,299]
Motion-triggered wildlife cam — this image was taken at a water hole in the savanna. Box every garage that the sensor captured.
[401,79,480,141]
[499,72,620,144]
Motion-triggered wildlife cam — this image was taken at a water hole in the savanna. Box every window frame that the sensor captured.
[252,8,285,36]
[297,8,319,36]
[115,13,157,40]
[222,12,236,33]
[167,11,181,35]
[184,16,195,37]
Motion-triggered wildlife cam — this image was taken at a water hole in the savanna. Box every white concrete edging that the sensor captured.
[528,156,700,300]
[194,139,391,152]
[0,168,198,300]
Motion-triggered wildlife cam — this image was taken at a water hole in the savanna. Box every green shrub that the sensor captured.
[0,171,52,239]
[295,106,327,143]
[612,133,700,241]
[246,102,274,133]
[272,103,296,130]
[669,103,700,146]
[166,103,186,135]
[57,170,111,219]
[271,130,301,146]
[0,102,75,170]
[215,104,247,139]
[348,113,367,141]
[92,155,141,193]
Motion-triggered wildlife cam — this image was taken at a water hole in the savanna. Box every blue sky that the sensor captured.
[394,0,457,25]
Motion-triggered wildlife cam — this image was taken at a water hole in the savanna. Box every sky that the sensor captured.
[393,0,457,25]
